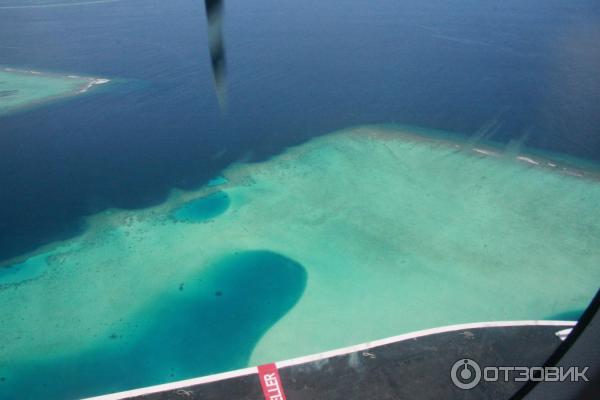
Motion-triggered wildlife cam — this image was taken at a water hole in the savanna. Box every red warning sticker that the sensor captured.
[257,363,287,400]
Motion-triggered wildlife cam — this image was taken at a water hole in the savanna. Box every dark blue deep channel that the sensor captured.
[0,250,307,399]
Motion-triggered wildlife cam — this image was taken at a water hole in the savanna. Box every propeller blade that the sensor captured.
[204,0,226,109]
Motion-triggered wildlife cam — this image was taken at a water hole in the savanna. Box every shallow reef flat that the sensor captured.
[0,125,599,398]
[0,67,109,116]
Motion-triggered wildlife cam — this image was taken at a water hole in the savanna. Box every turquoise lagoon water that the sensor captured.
[171,191,231,223]
[1,251,306,399]
[1,125,599,400]
[0,0,600,400]
[0,254,47,286]
[2,0,600,397]
[207,176,228,187]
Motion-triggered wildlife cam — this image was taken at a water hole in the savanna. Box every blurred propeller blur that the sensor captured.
[204,0,226,109]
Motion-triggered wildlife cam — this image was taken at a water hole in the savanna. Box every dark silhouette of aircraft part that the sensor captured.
[205,0,226,109]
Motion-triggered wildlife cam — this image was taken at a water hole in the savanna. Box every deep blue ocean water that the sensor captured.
[1,1,600,398]
[1,0,599,262]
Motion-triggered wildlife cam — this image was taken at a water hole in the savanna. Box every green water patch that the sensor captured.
[0,255,47,286]
[171,191,230,222]
[0,68,109,116]
[546,309,585,321]
[0,250,307,399]
[0,245,79,287]
[207,176,228,187]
